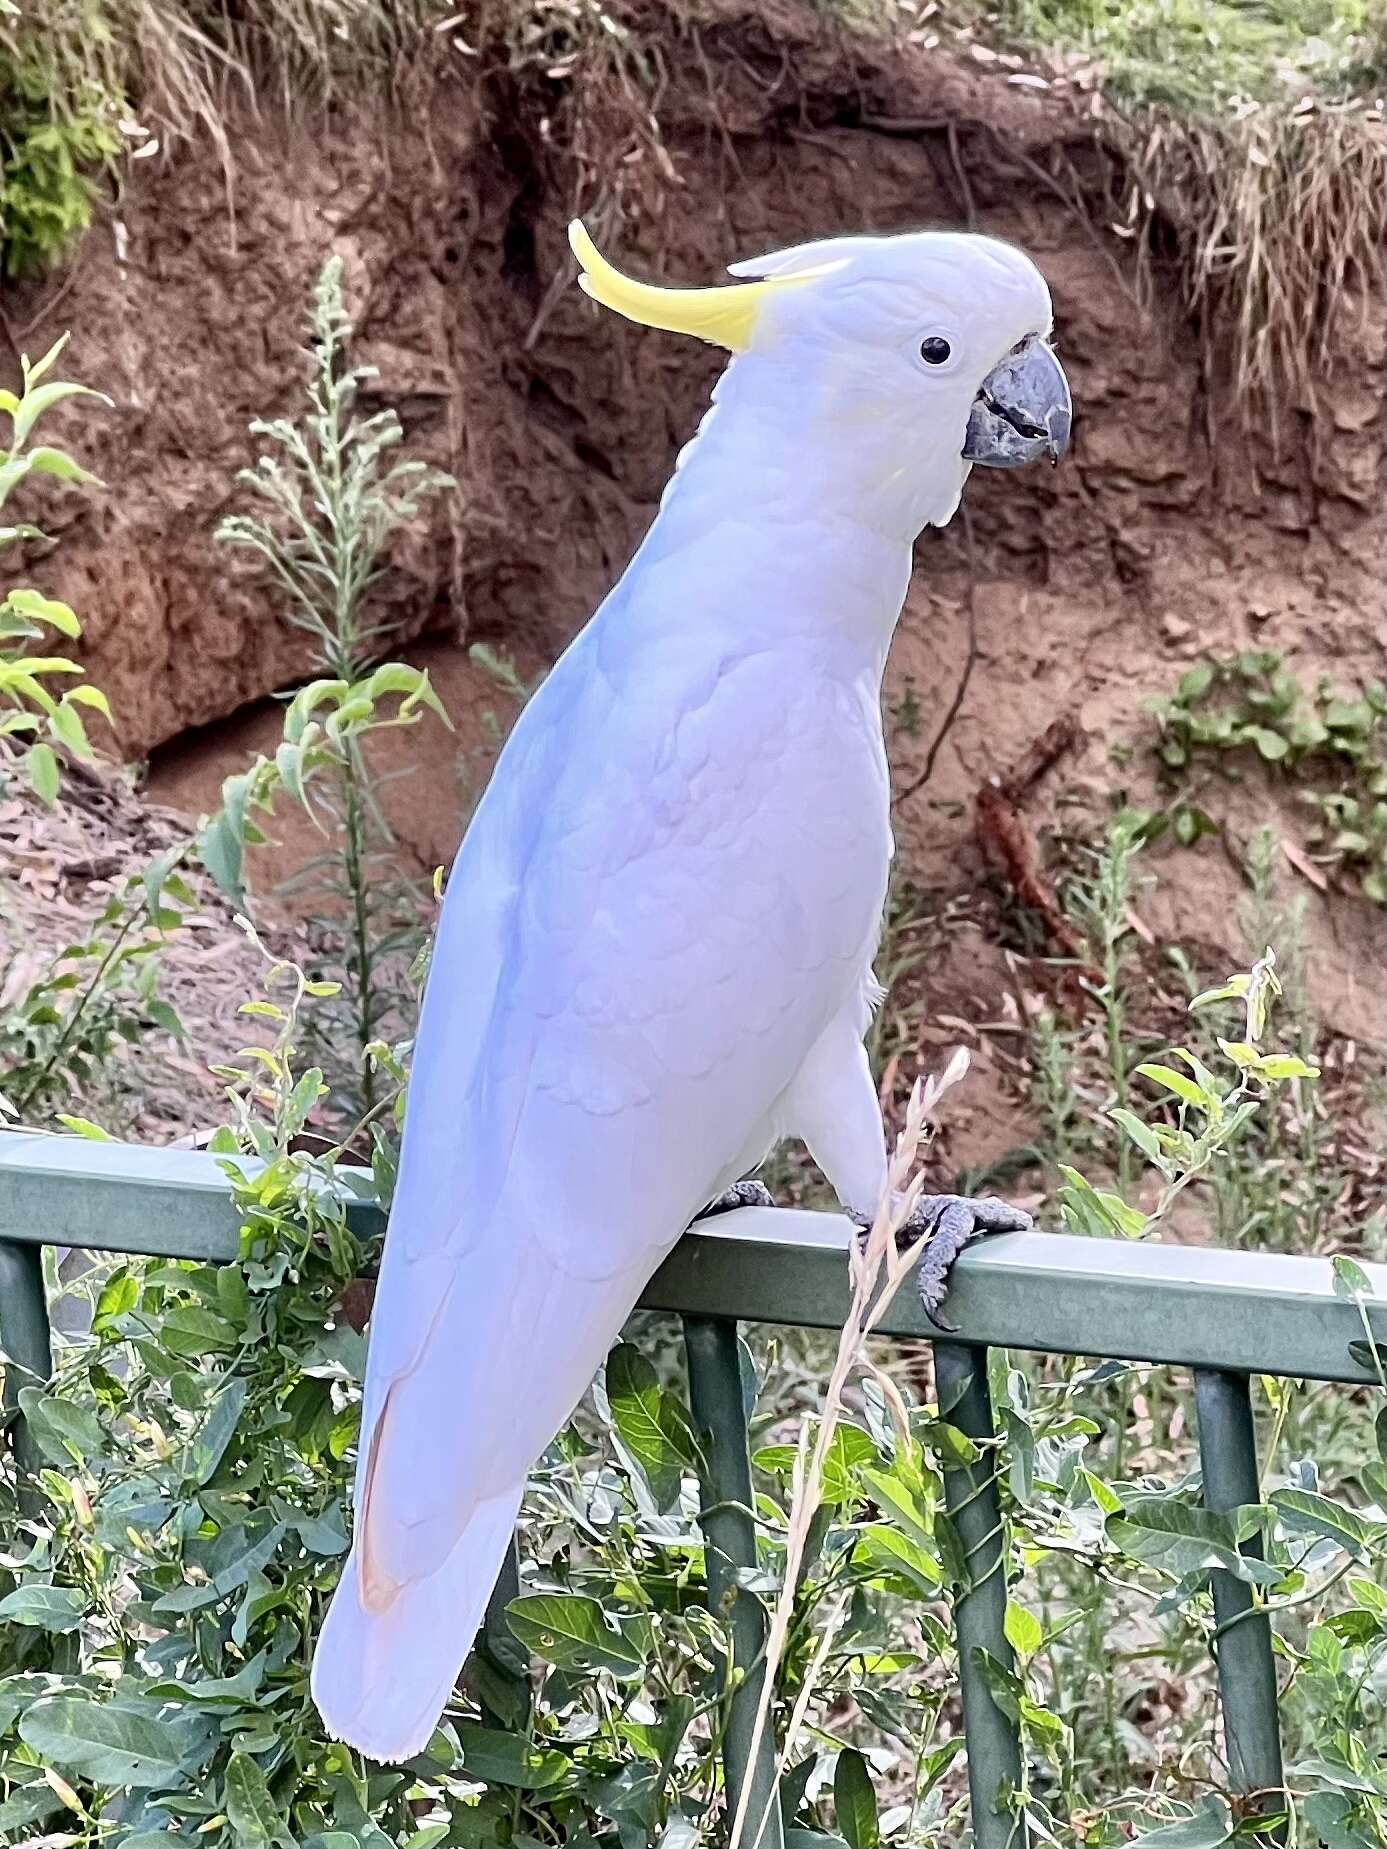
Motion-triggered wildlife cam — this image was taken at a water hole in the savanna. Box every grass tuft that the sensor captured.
[963,0,1384,415]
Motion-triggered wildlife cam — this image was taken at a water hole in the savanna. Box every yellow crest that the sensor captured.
[568,220,830,352]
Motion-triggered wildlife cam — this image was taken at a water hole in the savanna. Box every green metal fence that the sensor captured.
[1,1135,1385,1846]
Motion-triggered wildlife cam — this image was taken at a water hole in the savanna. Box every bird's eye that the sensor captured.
[919,336,952,366]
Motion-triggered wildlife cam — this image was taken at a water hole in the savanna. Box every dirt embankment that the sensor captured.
[5,0,1382,1156]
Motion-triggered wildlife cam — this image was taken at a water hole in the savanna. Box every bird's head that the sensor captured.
[569,221,1071,531]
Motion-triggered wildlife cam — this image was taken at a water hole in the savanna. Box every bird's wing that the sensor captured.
[351,592,890,1595]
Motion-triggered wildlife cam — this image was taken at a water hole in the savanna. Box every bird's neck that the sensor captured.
[616,354,959,683]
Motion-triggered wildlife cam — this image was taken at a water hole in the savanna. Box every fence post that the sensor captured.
[1193,1368,1286,1834]
[471,1535,533,1738]
[683,1314,784,1849]
[0,1239,53,1503]
[935,1340,1026,1849]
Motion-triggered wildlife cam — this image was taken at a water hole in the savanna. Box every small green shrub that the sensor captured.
[203,255,454,1119]
[0,848,191,1123]
[0,333,112,803]
[0,85,118,277]
[1148,651,1387,903]
[2,869,1381,1846]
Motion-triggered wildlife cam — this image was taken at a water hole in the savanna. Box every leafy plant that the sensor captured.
[0,333,112,802]
[1058,945,1319,1242]
[205,255,454,1118]
[0,923,1382,1844]
[0,74,119,277]
[0,847,191,1124]
[1148,652,1386,903]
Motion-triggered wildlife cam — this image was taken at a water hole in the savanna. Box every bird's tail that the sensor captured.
[311,1481,524,1763]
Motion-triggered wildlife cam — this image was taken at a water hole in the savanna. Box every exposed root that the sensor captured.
[975,715,1098,983]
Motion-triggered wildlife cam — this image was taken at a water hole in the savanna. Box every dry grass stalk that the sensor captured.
[1118,97,1384,420]
[727,1046,973,1849]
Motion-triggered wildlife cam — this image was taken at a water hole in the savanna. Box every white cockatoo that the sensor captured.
[312,220,1071,1760]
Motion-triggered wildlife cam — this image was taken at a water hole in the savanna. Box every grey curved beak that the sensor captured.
[962,334,1071,468]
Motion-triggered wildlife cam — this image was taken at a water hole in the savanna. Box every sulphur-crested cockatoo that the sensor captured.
[312,221,1071,1759]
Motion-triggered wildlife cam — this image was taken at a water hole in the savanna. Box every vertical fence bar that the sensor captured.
[1193,1367,1286,1831]
[476,1536,530,1730]
[934,1340,1026,1849]
[683,1314,784,1849]
[0,1239,53,1500]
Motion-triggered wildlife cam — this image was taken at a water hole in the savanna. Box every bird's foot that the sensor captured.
[851,1192,1032,1332]
[692,1179,776,1223]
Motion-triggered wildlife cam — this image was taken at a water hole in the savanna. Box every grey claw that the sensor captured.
[693,1179,776,1223]
[902,1193,1032,1325]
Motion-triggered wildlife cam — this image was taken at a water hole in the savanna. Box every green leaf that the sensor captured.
[362,659,441,711]
[224,1750,292,1848]
[604,1342,700,1511]
[207,1517,286,1594]
[860,1459,932,1544]
[1332,1255,1373,1299]
[11,378,108,448]
[137,986,182,1034]
[1188,978,1248,1013]
[0,1584,87,1632]
[56,1114,114,1141]
[27,739,59,804]
[1248,726,1289,762]
[1135,1063,1214,1111]
[159,1304,238,1355]
[854,1523,942,1597]
[456,1722,568,1788]
[757,1424,876,1503]
[151,1580,224,1616]
[149,1650,267,1705]
[1057,1165,1148,1240]
[1003,1601,1044,1660]
[19,1695,199,1786]
[970,1647,1024,1722]
[7,586,80,636]
[506,1592,647,1679]
[293,1505,350,1555]
[1129,1798,1233,1847]
[1251,1053,1320,1081]
[188,1379,248,1486]
[1108,1107,1164,1167]
[16,1387,104,1464]
[1272,1488,1382,1560]
[821,1423,877,1502]
[1348,1337,1387,1375]
[92,1265,137,1331]
[1109,1498,1278,1585]
[196,765,261,906]
[282,1066,325,1140]
[0,1786,63,1837]
[25,444,102,486]
[833,1747,879,1849]
[22,334,72,388]
[1302,1790,1378,1849]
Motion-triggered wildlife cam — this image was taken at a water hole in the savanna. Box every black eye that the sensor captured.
[919,336,952,366]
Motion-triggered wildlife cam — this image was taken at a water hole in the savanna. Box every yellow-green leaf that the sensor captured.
[27,741,59,804]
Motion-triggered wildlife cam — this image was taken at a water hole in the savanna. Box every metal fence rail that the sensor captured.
[2,1136,1385,1846]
